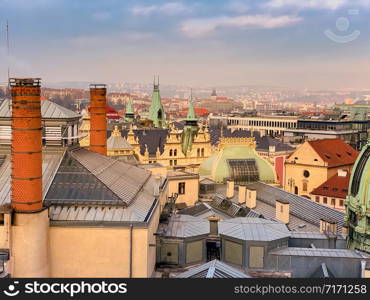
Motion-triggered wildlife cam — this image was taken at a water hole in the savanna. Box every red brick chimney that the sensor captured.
[89,84,107,155]
[10,78,43,212]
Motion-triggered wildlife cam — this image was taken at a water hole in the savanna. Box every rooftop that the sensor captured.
[176,260,250,278]
[0,147,157,223]
[307,139,359,167]
[246,182,345,233]
[219,217,291,242]
[269,247,369,259]
[310,171,350,199]
[0,99,81,120]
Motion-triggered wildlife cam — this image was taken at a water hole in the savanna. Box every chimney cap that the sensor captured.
[89,83,107,89]
[276,198,289,204]
[9,78,41,87]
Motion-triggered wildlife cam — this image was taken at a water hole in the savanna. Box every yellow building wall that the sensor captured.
[166,178,199,207]
[48,204,160,278]
[11,210,50,277]
[284,142,353,197]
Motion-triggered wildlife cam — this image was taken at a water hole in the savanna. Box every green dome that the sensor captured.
[199,143,275,183]
[345,139,370,253]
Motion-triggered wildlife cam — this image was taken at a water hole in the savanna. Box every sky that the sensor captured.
[0,0,370,89]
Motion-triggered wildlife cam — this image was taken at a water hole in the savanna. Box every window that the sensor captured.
[174,160,177,166]
[186,240,203,264]
[170,160,173,166]
[331,198,336,206]
[339,199,344,207]
[303,170,310,178]
[315,196,320,202]
[178,182,185,194]
[169,149,173,156]
[160,243,179,265]
[249,246,264,268]
[174,149,177,156]
[227,159,259,184]
[280,205,284,213]
[201,148,204,156]
[323,197,328,204]
[224,240,243,266]
[302,181,308,192]
[197,148,200,156]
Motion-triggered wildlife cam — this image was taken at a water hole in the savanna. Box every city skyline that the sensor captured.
[0,0,370,89]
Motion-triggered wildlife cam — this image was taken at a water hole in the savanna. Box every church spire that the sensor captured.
[148,76,166,128]
[125,97,134,122]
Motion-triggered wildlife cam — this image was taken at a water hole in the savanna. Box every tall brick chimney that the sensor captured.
[10,78,43,212]
[9,78,50,277]
[89,84,107,155]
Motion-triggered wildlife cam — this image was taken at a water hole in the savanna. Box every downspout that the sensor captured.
[129,224,133,278]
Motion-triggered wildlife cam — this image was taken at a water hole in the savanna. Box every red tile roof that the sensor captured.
[310,171,350,199]
[308,138,359,167]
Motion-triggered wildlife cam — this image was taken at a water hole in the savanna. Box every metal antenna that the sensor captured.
[6,20,10,98]
[6,20,10,82]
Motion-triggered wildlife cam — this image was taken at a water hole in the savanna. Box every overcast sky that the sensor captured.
[0,0,369,89]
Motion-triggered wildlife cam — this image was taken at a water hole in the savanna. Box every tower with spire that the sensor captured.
[181,90,199,156]
[148,76,166,128]
[125,97,135,123]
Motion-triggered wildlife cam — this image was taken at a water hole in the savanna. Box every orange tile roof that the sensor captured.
[308,138,359,167]
[310,172,350,199]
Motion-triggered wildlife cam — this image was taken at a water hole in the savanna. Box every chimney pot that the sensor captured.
[246,188,257,209]
[275,199,290,224]
[226,180,235,199]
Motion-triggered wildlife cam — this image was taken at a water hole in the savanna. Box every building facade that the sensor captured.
[284,139,359,198]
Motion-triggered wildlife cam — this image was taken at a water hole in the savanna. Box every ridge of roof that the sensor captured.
[307,139,359,167]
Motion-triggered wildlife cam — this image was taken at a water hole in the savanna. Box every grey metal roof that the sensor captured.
[290,232,341,240]
[269,247,369,259]
[176,260,251,278]
[219,217,290,242]
[49,175,159,223]
[178,202,232,220]
[0,99,81,119]
[210,195,261,218]
[70,148,151,205]
[253,199,318,232]
[162,215,210,238]
[107,134,133,150]
[246,182,345,233]
[0,151,65,208]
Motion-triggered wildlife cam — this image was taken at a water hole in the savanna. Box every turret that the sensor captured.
[148,76,166,128]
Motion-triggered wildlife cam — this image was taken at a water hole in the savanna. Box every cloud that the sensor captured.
[132,2,191,16]
[265,0,370,10]
[181,14,302,38]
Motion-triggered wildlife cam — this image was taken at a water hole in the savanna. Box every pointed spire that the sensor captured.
[126,97,134,115]
[156,147,161,157]
[186,90,197,122]
[112,125,121,137]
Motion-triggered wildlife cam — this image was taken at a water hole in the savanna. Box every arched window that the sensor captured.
[302,181,308,192]
[197,149,200,156]
[169,149,173,156]
[174,149,177,156]
[201,148,204,156]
